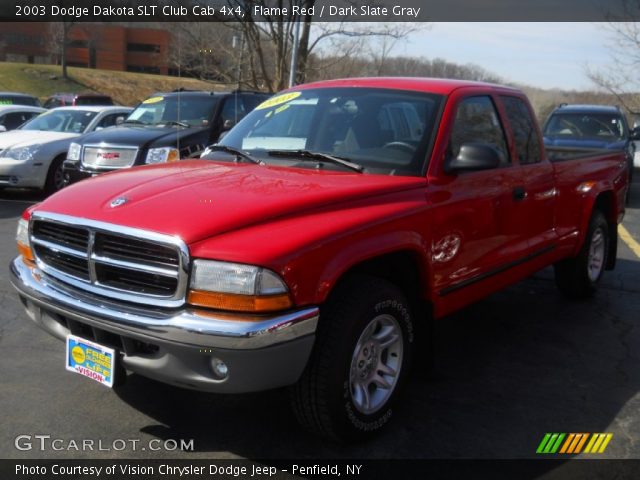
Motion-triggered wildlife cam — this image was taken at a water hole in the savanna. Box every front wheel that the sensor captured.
[44,156,66,195]
[290,275,414,441]
[554,210,609,299]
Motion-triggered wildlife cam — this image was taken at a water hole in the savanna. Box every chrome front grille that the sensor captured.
[81,145,138,169]
[33,221,89,250]
[30,212,189,307]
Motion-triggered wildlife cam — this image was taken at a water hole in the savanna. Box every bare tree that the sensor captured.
[166,23,236,81]
[222,1,422,91]
[586,8,640,114]
[48,22,76,79]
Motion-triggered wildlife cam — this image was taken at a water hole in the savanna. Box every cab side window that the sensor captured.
[500,95,542,165]
[96,113,122,129]
[450,96,509,166]
[1,111,37,130]
[220,96,247,127]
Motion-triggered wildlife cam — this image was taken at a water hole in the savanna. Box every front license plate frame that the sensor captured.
[65,334,115,388]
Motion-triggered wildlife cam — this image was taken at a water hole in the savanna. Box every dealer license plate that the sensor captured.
[65,335,115,387]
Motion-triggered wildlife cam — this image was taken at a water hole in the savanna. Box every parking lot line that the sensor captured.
[620,224,640,259]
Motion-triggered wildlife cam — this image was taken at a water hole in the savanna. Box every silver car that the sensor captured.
[0,106,131,194]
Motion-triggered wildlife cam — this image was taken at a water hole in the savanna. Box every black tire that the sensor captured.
[290,274,415,442]
[44,155,66,195]
[554,210,609,299]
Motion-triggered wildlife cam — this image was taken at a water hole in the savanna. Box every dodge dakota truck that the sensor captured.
[10,78,629,441]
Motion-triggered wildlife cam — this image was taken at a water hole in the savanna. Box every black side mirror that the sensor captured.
[115,116,125,126]
[445,143,503,173]
[222,119,235,131]
[630,127,640,141]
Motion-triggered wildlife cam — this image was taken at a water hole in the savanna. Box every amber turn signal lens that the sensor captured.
[187,290,293,313]
[576,181,596,193]
[167,149,180,162]
[17,242,35,265]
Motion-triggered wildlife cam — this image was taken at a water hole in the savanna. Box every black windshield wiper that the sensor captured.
[205,145,263,165]
[164,120,190,128]
[267,150,364,173]
[123,119,147,125]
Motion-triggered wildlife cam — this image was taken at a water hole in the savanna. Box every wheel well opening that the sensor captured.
[47,153,67,176]
[330,251,431,326]
[594,191,615,224]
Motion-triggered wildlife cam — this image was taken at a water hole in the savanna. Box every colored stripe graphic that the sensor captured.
[599,434,613,453]
[573,433,589,453]
[536,433,552,454]
[537,433,612,454]
[536,433,565,454]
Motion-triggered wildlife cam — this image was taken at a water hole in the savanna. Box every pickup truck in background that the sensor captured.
[62,89,270,186]
[543,104,637,198]
[11,78,629,441]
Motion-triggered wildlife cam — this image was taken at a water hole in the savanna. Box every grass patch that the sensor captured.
[0,62,226,105]
[0,63,84,98]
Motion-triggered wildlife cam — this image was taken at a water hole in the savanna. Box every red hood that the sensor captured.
[37,160,426,244]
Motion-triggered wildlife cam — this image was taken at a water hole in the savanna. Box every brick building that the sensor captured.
[0,23,170,75]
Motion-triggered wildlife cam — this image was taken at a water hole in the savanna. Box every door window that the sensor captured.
[450,96,509,166]
[220,96,247,126]
[1,111,38,130]
[500,96,542,164]
[96,113,122,130]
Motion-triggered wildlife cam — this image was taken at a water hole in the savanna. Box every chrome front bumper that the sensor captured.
[10,257,319,393]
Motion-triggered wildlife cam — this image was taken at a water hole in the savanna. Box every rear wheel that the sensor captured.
[44,155,66,195]
[554,210,609,298]
[290,275,414,442]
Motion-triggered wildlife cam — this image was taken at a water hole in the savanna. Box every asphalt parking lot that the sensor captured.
[0,178,639,463]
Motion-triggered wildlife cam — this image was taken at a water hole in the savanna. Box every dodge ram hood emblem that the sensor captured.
[109,196,129,208]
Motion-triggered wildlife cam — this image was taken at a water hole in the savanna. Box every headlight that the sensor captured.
[145,147,179,164]
[67,142,81,161]
[3,144,41,161]
[188,260,292,312]
[16,217,35,264]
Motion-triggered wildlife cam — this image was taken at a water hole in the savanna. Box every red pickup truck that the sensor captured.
[10,78,629,441]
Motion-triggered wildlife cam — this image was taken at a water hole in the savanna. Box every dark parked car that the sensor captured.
[63,89,270,185]
[543,104,638,188]
[43,93,114,108]
[0,92,41,107]
[0,105,46,131]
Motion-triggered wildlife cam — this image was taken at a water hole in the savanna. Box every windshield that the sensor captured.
[544,113,626,141]
[217,87,443,176]
[126,95,218,127]
[21,109,97,133]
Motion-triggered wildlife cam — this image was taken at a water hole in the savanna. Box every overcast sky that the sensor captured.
[394,23,614,90]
